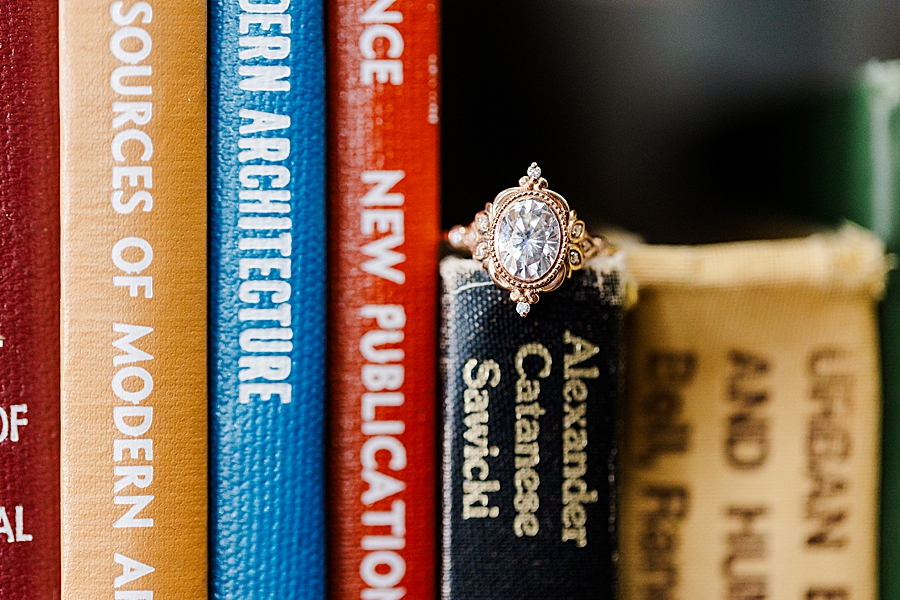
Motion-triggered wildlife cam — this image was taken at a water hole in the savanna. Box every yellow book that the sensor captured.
[59,1,207,598]
[620,227,886,600]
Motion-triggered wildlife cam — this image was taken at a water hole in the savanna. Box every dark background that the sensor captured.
[441,0,900,243]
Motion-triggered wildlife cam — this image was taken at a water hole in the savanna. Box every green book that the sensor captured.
[804,60,900,600]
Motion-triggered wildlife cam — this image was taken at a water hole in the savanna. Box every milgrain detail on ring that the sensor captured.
[487,189,569,291]
[449,163,610,316]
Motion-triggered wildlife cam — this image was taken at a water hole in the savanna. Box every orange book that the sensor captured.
[326,0,441,597]
[59,1,207,598]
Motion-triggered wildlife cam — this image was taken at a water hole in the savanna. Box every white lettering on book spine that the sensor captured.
[111,323,155,530]
[353,2,409,597]
[108,4,157,596]
[233,108,294,404]
[114,553,155,599]
[0,506,33,542]
[232,0,296,406]
[360,171,406,284]
[359,305,408,599]
[359,0,404,85]
[0,404,28,443]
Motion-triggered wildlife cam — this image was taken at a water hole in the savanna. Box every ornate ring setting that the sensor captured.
[449,163,610,317]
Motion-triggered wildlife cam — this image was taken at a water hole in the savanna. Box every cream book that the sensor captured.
[620,226,886,600]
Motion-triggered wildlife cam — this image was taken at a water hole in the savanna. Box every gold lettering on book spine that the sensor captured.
[560,331,599,548]
[461,359,501,520]
[513,343,549,537]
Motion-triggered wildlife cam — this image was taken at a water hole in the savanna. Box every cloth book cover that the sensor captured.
[208,0,326,596]
[59,1,207,597]
[0,1,61,596]
[439,255,624,600]
[619,227,886,600]
[798,60,900,599]
[326,0,441,598]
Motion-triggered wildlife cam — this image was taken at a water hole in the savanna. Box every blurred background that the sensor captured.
[441,0,900,243]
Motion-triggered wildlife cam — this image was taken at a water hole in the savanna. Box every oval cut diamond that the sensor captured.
[495,197,562,281]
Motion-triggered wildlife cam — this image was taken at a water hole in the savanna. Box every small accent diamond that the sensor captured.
[572,222,584,238]
[527,163,541,180]
[448,226,464,247]
[516,302,530,317]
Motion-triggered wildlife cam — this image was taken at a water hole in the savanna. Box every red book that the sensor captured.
[327,0,440,598]
[0,0,61,597]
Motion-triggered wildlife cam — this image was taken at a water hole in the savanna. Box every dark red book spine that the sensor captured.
[327,0,440,598]
[0,1,61,597]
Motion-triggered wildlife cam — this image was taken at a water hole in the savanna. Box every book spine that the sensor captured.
[208,0,326,596]
[0,1,60,597]
[439,257,623,600]
[856,63,900,600]
[879,274,900,600]
[325,0,440,597]
[793,62,900,600]
[59,1,207,598]
[619,233,884,600]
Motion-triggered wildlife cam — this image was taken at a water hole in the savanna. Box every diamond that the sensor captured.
[572,222,584,238]
[448,226,464,247]
[527,163,541,180]
[495,196,562,281]
[516,302,531,317]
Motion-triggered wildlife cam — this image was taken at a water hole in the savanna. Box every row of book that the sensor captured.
[443,224,886,599]
[0,1,898,600]
[5,0,438,597]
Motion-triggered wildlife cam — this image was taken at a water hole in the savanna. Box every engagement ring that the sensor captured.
[449,163,610,316]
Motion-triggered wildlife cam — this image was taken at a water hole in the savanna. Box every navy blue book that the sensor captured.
[439,256,624,600]
[208,0,326,597]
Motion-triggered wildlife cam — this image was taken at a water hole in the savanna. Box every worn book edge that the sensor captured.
[440,253,629,306]
[624,225,886,296]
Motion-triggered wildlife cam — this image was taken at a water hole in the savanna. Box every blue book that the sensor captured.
[208,0,326,597]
